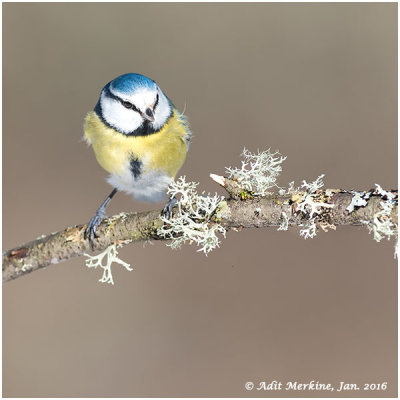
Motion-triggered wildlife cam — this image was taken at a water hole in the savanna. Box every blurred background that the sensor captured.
[3,3,397,397]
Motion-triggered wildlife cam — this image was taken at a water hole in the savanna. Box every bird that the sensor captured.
[83,73,191,248]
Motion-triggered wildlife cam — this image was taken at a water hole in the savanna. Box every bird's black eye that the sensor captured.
[122,101,133,109]
[153,93,159,110]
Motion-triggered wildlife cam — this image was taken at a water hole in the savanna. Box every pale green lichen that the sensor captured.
[297,175,333,218]
[277,211,289,231]
[346,190,371,213]
[158,176,226,255]
[279,174,333,238]
[361,184,398,257]
[225,148,287,195]
[300,174,325,194]
[279,181,296,195]
[226,150,334,239]
[299,221,318,239]
[84,244,133,284]
[294,175,334,239]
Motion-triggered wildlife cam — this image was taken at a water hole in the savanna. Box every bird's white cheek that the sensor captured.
[101,95,143,134]
[152,93,172,130]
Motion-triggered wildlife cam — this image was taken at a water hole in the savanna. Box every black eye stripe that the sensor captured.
[121,99,141,113]
[105,86,158,116]
[153,93,159,110]
[121,100,140,113]
[104,87,142,114]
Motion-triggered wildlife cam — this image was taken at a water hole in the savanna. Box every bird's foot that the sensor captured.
[84,208,108,249]
[161,196,178,219]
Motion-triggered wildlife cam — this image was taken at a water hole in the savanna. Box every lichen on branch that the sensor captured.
[2,148,398,284]
[225,148,287,195]
[158,177,226,255]
[361,184,398,257]
[84,243,133,285]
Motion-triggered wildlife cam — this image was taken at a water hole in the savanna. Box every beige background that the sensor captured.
[3,3,397,397]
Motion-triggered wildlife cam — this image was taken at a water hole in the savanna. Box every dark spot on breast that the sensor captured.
[129,156,142,178]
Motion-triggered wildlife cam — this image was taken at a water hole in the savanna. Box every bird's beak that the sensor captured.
[143,108,155,122]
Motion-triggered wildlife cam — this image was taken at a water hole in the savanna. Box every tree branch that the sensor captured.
[3,175,397,283]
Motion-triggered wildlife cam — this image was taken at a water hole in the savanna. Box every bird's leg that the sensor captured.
[85,188,118,248]
[161,195,178,219]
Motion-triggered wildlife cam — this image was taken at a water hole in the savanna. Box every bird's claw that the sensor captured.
[161,196,178,219]
[84,209,107,249]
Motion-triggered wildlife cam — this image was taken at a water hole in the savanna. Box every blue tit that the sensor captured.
[83,73,191,247]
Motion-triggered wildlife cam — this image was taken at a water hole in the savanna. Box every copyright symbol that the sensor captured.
[245,382,254,391]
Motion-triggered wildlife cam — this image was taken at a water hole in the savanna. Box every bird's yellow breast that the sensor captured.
[84,110,189,178]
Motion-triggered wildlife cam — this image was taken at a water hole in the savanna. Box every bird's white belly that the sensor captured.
[107,168,172,203]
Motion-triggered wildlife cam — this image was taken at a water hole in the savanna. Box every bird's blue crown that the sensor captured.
[109,73,157,94]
